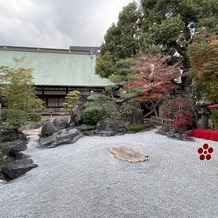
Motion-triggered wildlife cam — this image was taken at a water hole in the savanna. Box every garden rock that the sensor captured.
[1,159,38,180]
[156,126,194,141]
[39,127,83,148]
[0,129,27,154]
[53,116,69,130]
[0,128,39,181]
[0,128,26,143]
[68,105,82,126]
[0,171,5,180]
[155,124,170,135]
[95,118,126,136]
[40,122,59,137]
[82,130,95,136]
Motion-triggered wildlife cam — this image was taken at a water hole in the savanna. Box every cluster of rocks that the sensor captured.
[0,128,38,181]
[155,124,194,141]
[38,116,83,148]
[0,116,127,181]
[38,118,126,148]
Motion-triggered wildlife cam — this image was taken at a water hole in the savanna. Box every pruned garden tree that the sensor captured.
[61,90,81,126]
[62,90,80,114]
[97,55,182,120]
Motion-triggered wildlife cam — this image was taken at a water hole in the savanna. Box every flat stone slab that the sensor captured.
[108,146,149,163]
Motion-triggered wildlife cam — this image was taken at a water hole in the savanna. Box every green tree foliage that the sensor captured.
[83,105,105,125]
[96,2,142,78]
[95,53,115,79]
[96,0,218,79]
[210,108,218,129]
[0,108,28,126]
[0,66,43,112]
[141,0,218,59]
[84,92,142,124]
[188,32,218,103]
[109,58,136,83]
[28,113,42,122]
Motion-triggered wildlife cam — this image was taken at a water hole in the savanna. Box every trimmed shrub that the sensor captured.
[77,124,96,132]
[0,109,28,126]
[83,105,105,125]
[127,123,154,132]
[28,113,42,122]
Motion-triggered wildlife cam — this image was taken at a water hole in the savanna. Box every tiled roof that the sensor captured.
[0,46,112,87]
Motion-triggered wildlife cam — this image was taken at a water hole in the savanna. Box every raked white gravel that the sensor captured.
[0,129,218,218]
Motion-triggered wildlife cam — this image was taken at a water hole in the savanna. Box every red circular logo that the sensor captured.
[198,144,213,161]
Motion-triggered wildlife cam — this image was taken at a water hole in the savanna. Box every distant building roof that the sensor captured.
[0,46,111,87]
[69,46,100,55]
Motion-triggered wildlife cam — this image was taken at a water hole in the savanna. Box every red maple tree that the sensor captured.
[123,54,182,117]
[162,97,193,130]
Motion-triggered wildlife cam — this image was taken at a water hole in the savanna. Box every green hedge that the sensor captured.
[28,113,42,122]
[77,124,96,132]
[0,108,28,126]
[83,105,104,125]
[127,123,154,132]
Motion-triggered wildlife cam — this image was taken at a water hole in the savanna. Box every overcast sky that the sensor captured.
[0,0,140,49]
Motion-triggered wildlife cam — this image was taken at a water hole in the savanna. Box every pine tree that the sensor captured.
[61,90,80,114]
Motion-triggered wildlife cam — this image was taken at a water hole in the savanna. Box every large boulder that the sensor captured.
[95,118,126,136]
[1,159,38,180]
[39,127,83,148]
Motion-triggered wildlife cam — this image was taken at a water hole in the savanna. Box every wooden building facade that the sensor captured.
[0,46,112,113]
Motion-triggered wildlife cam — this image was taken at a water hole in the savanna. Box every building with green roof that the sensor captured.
[0,46,112,112]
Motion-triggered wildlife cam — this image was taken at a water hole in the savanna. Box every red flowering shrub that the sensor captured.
[162,97,193,130]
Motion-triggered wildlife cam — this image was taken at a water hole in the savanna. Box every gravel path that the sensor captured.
[0,129,218,218]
